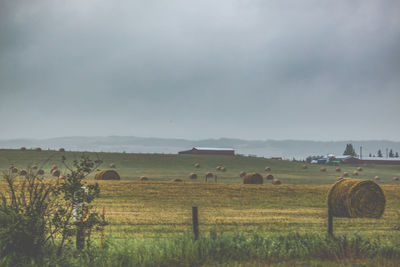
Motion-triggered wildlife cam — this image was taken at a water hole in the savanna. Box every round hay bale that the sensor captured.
[265,167,271,172]
[336,168,341,172]
[357,167,363,172]
[216,166,222,171]
[172,178,183,182]
[37,169,45,175]
[59,175,66,179]
[327,178,385,218]
[31,165,38,170]
[139,176,148,181]
[220,167,226,172]
[11,167,18,174]
[320,167,327,172]
[243,172,263,184]
[189,173,198,179]
[20,147,26,151]
[109,163,116,169]
[266,174,274,180]
[51,169,60,177]
[343,172,349,177]
[302,165,308,169]
[94,170,120,180]
[59,148,65,152]
[194,163,200,168]
[353,171,359,176]
[19,170,27,176]
[239,171,246,177]
[8,165,14,170]
[51,165,58,170]
[35,147,41,152]
[272,178,281,185]
[374,176,380,180]
[205,172,214,179]
[392,177,399,181]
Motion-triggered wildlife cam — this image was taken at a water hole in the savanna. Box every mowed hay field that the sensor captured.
[1,149,400,241]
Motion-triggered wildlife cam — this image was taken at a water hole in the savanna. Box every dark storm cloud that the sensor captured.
[1,0,400,140]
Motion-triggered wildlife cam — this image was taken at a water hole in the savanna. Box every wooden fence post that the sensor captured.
[192,206,199,240]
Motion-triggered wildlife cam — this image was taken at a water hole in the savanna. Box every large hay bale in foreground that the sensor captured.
[327,178,385,218]
[189,173,198,179]
[265,167,271,172]
[95,170,120,180]
[239,171,246,177]
[272,178,281,185]
[243,172,263,184]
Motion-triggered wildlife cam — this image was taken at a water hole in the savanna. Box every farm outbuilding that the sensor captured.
[179,147,235,156]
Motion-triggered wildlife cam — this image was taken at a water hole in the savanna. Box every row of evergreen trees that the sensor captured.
[343,144,399,158]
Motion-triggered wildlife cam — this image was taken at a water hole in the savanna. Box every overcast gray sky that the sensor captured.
[1,0,399,141]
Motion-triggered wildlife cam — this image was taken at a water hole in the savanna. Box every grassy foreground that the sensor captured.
[1,149,400,265]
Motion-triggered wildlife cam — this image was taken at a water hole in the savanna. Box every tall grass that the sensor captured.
[11,231,400,267]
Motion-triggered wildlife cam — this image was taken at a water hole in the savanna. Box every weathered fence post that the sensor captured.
[328,205,333,235]
[192,206,199,240]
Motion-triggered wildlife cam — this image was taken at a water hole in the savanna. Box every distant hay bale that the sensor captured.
[32,165,38,170]
[239,171,246,177]
[109,163,116,169]
[11,167,18,174]
[19,170,27,176]
[353,171,359,176]
[189,173,198,179]
[205,172,214,177]
[139,176,149,181]
[357,167,363,172]
[302,165,308,169]
[94,170,120,180]
[59,148,65,152]
[35,147,41,152]
[343,172,349,177]
[272,178,281,185]
[327,178,385,218]
[374,176,380,180]
[265,167,271,172]
[51,169,60,177]
[51,165,58,170]
[194,163,200,168]
[20,147,26,151]
[37,169,45,175]
[266,174,274,180]
[336,168,341,172]
[8,165,14,170]
[220,167,226,172]
[216,166,222,171]
[243,172,263,184]
[172,178,183,182]
[320,167,327,172]
[392,177,399,181]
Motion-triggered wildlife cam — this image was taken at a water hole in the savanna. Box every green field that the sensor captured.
[1,149,400,266]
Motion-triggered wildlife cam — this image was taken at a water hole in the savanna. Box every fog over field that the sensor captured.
[1,0,400,142]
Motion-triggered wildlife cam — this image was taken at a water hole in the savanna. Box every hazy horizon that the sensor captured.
[1,1,399,141]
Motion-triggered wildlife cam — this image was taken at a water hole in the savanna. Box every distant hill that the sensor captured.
[0,136,399,159]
